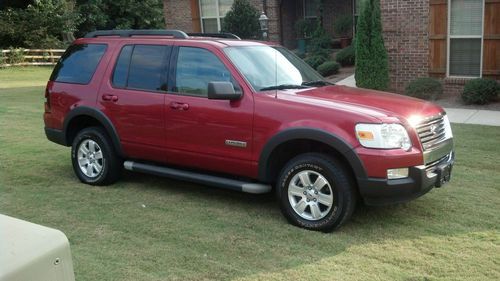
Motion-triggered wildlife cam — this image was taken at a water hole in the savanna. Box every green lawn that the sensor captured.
[0,67,499,281]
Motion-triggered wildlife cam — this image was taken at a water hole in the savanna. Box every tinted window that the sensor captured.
[112,45,133,88]
[112,45,169,91]
[50,44,107,84]
[128,45,168,91]
[174,47,238,96]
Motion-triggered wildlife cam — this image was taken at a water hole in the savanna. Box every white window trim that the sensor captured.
[303,0,318,19]
[199,0,223,33]
[446,0,485,78]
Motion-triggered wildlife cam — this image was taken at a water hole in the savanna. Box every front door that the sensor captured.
[164,45,255,177]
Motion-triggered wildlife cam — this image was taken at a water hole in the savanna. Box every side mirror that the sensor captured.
[207,81,242,100]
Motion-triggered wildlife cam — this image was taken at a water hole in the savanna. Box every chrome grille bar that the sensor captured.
[416,115,447,151]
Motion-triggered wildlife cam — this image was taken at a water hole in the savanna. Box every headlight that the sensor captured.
[355,123,412,150]
[443,115,453,139]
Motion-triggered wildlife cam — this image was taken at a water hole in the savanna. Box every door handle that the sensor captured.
[170,102,189,111]
[102,94,118,102]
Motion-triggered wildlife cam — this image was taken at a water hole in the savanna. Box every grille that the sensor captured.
[416,115,447,151]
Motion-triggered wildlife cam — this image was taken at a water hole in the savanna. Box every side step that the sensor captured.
[123,161,272,194]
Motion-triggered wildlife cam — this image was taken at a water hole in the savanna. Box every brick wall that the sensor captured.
[164,0,194,32]
[163,0,281,42]
[380,0,430,93]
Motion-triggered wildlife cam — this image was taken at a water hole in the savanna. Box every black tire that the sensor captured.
[71,127,122,185]
[276,153,356,232]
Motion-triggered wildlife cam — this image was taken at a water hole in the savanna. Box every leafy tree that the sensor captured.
[0,0,80,48]
[355,0,389,90]
[76,0,165,37]
[221,0,260,39]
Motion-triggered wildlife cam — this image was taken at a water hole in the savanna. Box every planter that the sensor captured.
[297,38,310,55]
[339,37,352,49]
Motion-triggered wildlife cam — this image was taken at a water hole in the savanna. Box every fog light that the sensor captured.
[387,168,409,179]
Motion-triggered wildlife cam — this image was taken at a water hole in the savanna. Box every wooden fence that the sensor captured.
[0,49,65,67]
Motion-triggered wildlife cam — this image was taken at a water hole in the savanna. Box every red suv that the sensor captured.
[44,30,454,231]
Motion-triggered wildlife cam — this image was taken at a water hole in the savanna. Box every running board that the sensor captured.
[123,161,271,194]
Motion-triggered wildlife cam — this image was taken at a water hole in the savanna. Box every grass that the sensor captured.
[1,67,499,281]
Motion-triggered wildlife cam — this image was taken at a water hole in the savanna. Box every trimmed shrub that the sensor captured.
[404,78,443,100]
[221,0,260,39]
[355,0,389,90]
[305,55,328,70]
[461,79,500,105]
[317,61,340,77]
[335,45,355,66]
[307,25,332,55]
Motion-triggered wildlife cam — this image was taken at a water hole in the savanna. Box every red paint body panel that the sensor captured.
[44,36,447,182]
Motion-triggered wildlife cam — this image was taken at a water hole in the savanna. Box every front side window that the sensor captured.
[173,47,237,97]
[112,45,170,91]
[50,44,107,84]
[448,0,483,77]
[224,46,324,91]
[199,0,234,32]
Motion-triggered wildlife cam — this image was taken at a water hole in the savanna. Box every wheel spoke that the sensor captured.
[88,140,96,153]
[294,199,308,214]
[78,157,89,166]
[289,183,304,197]
[94,150,103,160]
[79,145,89,155]
[93,162,102,173]
[317,192,333,207]
[313,176,328,191]
[310,203,322,219]
[298,171,311,187]
[86,164,94,177]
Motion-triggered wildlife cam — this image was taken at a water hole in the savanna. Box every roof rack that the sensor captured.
[84,29,189,39]
[187,33,241,40]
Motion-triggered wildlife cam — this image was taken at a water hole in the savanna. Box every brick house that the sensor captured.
[163,0,499,95]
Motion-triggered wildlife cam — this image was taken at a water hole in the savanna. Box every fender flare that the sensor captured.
[63,106,123,156]
[257,128,367,183]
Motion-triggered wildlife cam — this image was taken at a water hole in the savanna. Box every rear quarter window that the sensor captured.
[50,44,107,84]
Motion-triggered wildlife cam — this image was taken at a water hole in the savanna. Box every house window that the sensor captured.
[200,0,234,33]
[448,0,484,77]
[304,0,320,19]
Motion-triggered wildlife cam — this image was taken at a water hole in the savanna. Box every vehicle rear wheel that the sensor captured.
[277,153,356,232]
[71,127,122,185]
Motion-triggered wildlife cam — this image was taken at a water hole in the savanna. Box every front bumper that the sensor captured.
[359,151,455,205]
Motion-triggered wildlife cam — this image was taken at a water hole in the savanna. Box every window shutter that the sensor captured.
[429,0,448,77]
[191,0,202,32]
[483,0,500,79]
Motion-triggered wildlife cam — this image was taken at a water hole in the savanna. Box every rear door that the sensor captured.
[98,43,171,162]
[163,44,255,177]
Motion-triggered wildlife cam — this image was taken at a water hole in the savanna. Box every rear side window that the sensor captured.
[112,45,170,92]
[50,44,107,84]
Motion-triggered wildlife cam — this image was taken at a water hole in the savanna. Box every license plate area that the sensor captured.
[435,163,453,187]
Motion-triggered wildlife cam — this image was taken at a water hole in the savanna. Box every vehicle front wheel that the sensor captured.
[277,153,356,232]
[71,127,122,185]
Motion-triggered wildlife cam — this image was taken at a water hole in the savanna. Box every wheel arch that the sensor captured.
[63,106,123,156]
[258,128,366,184]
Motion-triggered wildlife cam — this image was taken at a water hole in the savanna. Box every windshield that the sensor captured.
[224,46,325,91]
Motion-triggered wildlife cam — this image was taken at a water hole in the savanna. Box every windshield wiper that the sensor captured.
[260,84,310,91]
[302,80,334,87]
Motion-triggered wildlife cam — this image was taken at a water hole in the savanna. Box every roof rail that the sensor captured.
[187,33,241,40]
[84,29,189,39]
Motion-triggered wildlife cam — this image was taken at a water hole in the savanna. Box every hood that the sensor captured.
[278,85,444,123]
